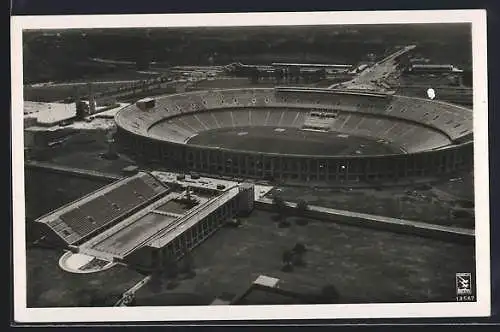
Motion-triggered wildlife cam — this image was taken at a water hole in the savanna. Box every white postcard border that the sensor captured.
[11,9,490,323]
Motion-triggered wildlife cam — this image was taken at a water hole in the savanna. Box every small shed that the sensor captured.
[253,275,280,289]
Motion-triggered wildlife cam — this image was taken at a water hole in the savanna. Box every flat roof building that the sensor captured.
[35,171,257,273]
[407,64,463,73]
[24,101,77,127]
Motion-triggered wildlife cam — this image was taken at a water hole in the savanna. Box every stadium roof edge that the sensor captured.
[274,86,389,98]
[394,94,473,113]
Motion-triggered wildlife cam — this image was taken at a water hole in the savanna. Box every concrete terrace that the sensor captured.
[79,191,203,259]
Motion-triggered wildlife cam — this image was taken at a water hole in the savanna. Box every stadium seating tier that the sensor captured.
[115,88,473,153]
[44,173,169,245]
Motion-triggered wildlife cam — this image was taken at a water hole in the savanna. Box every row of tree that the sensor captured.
[282,243,307,272]
[248,67,326,85]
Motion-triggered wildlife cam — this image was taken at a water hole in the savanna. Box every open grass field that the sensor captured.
[30,129,136,175]
[26,247,144,307]
[269,172,475,229]
[133,209,475,306]
[187,126,400,156]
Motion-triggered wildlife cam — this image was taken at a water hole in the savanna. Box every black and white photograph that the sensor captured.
[11,10,490,323]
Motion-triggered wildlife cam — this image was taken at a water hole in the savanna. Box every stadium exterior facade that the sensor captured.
[115,87,473,186]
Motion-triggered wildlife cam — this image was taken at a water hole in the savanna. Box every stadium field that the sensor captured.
[187,126,402,156]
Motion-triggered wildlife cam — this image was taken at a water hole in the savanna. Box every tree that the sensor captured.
[275,68,284,85]
[291,243,307,267]
[296,200,309,216]
[272,195,287,213]
[292,253,306,267]
[290,67,300,83]
[292,242,307,255]
[282,250,294,265]
[281,250,294,272]
[250,67,260,84]
[272,195,288,224]
[319,69,326,80]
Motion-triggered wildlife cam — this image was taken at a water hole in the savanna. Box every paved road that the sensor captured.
[330,45,416,90]
[257,196,474,241]
[115,276,152,306]
[27,80,146,88]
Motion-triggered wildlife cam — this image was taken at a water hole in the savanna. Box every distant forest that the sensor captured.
[23,24,472,83]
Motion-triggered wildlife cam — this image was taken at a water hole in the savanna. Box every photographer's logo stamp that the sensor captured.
[456,272,475,301]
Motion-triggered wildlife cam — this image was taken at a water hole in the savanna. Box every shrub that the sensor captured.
[292,243,307,255]
[282,250,294,264]
[292,254,306,267]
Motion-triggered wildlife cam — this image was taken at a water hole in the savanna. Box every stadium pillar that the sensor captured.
[325,161,330,182]
[278,156,283,181]
[306,159,311,181]
[88,83,96,114]
[315,159,320,180]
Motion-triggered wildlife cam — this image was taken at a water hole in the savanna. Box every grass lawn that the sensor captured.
[270,176,475,229]
[26,247,144,307]
[134,209,474,305]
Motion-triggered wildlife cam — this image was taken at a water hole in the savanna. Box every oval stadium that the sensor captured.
[115,87,473,186]
[23,25,481,309]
